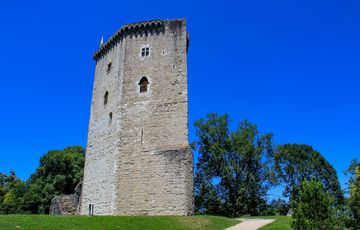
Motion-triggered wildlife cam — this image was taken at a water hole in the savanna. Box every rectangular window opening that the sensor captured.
[88,204,94,216]
[141,47,150,57]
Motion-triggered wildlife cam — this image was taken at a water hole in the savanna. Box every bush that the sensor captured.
[291,180,344,230]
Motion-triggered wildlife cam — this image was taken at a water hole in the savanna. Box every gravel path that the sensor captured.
[225,218,275,230]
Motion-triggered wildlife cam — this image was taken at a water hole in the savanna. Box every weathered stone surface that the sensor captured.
[50,182,82,215]
[50,195,79,215]
[80,18,194,216]
[75,182,82,214]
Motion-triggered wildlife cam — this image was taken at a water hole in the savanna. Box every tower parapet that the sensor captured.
[94,20,165,60]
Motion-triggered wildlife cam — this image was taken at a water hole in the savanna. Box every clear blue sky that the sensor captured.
[0,0,359,194]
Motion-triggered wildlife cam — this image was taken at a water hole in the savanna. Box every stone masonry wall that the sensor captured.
[80,19,194,215]
[80,39,124,215]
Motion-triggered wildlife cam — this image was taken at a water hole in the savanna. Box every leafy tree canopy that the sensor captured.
[346,159,360,229]
[24,146,85,214]
[0,171,26,214]
[275,144,344,205]
[194,113,276,217]
[0,150,84,214]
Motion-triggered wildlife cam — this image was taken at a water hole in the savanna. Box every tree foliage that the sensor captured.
[0,171,26,214]
[24,146,85,214]
[291,180,344,230]
[275,144,344,205]
[0,146,85,214]
[194,113,276,217]
[262,198,290,216]
[346,159,360,229]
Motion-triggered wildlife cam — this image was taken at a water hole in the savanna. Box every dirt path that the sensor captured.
[225,218,275,230]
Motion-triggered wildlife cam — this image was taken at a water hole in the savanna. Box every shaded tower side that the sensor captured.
[80,37,125,215]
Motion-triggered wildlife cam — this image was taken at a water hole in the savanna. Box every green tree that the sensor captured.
[0,173,6,206]
[346,159,360,229]
[194,113,276,217]
[24,146,85,214]
[291,180,343,230]
[275,144,344,205]
[0,171,26,214]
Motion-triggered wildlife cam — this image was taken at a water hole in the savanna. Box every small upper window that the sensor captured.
[104,91,109,105]
[139,77,149,93]
[107,62,112,74]
[141,47,150,57]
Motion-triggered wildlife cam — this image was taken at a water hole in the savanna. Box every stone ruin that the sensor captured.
[49,182,82,215]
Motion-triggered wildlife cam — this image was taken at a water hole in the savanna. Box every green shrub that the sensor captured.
[291,180,344,230]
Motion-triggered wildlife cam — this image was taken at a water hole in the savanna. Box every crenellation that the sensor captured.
[94,20,166,61]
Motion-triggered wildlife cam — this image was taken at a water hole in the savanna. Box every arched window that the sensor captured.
[138,77,149,93]
[104,91,109,105]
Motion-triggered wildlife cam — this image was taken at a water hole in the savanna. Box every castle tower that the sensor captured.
[80,19,194,216]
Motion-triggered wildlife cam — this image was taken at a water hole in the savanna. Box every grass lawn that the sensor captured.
[256,216,292,230]
[0,215,239,230]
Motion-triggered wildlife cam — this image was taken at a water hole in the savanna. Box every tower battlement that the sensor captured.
[93,19,188,61]
[80,18,194,216]
[94,20,164,60]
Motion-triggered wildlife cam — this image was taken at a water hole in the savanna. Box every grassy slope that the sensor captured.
[257,216,292,230]
[0,215,239,230]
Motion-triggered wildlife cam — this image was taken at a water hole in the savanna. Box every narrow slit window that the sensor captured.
[108,112,112,126]
[138,77,149,93]
[104,91,109,105]
[107,62,112,74]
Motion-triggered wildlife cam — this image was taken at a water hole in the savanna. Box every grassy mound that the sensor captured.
[0,215,239,230]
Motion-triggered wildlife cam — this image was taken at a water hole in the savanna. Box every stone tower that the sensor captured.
[80,19,194,216]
